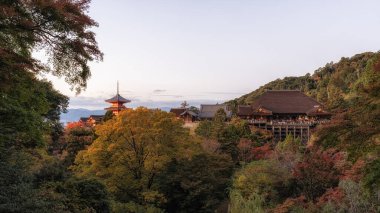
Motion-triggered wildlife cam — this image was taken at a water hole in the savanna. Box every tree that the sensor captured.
[229,190,264,213]
[73,108,196,207]
[63,122,95,166]
[195,120,214,139]
[231,160,292,206]
[180,101,189,108]
[0,1,103,211]
[293,148,347,200]
[0,0,103,92]
[159,153,234,213]
[103,110,115,122]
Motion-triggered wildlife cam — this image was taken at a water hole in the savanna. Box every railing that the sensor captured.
[248,119,330,126]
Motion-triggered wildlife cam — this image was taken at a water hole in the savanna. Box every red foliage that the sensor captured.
[237,138,254,162]
[342,159,365,182]
[66,121,91,129]
[251,143,273,160]
[316,187,344,207]
[292,147,347,200]
[272,196,307,213]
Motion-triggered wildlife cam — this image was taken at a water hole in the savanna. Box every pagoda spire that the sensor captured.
[117,80,119,95]
[105,82,131,115]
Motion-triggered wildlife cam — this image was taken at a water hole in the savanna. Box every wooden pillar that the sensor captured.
[286,126,288,138]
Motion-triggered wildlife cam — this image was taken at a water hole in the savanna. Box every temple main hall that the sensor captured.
[237,90,331,142]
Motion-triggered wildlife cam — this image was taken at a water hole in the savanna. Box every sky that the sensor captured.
[47,0,380,110]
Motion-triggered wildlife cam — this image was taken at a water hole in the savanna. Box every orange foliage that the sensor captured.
[66,121,91,129]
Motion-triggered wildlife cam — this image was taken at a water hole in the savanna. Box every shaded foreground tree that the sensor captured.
[0,0,103,92]
[0,0,104,211]
[159,153,234,213]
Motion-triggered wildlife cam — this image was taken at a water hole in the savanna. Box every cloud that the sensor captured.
[153,94,183,98]
[152,89,166,93]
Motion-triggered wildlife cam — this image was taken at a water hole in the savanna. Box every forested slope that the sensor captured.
[230,52,380,160]
[225,52,380,212]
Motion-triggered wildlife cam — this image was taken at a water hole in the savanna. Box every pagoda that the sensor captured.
[105,82,131,115]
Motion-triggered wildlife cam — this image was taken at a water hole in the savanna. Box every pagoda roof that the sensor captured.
[251,90,329,114]
[105,106,127,111]
[105,94,131,103]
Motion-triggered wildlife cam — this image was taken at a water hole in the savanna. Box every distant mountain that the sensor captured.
[60,108,106,124]
[61,107,173,124]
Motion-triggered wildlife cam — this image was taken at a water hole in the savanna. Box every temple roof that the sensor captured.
[89,115,104,122]
[170,108,187,117]
[251,90,329,114]
[237,105,253,116]
[181,110,198,117]
[105,106,127,111]
[199,104,232,119]
[105,94,131,103]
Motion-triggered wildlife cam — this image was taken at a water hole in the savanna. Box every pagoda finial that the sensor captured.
[117,80,119,95]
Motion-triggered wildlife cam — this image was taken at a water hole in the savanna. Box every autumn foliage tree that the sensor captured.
[73,108,197,209]
[293,148,347,200]
[62,121,95,166]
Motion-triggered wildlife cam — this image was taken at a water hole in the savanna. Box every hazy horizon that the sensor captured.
[45,0,380,110]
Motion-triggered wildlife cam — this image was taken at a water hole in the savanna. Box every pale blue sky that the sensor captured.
[48,0,380,109]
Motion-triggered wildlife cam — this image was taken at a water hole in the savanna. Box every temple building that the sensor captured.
[170,107,199,123]
[198,104,232,120]
[79,115,104,126]
[105,82,131,115]
[237,90,331,142]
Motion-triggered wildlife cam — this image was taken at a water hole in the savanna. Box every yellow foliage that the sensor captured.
[72,107,199,204]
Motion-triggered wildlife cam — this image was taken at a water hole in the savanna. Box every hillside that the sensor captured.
[230,52,380,160]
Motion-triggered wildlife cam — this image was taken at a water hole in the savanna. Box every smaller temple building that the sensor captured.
[198,104,232,120]
[79,115,104,126]
[170,108,198,123]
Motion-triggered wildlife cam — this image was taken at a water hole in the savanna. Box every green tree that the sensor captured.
[231,160,292,206]
[229,190,264,213]
[0,0,103,211]
[159,153,234,213]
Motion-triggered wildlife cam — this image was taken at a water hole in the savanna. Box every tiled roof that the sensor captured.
[89,115,104,122]
[79,117,89,122]
[306,106,331,116]
[170,108,187,117]
[105,106,127,111]
[251,90,328,114]
[105,94,131,103]
[199,104,232,119]
[237,105,253,116]
[180,110,198,117]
